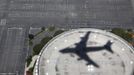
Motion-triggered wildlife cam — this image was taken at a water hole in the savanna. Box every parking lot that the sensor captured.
[0,27,27,75]
[4,0,134,28]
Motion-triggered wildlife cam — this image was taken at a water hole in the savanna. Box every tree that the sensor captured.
[28,34,34,40]
[127,29,133,32]
[41,27,45,31]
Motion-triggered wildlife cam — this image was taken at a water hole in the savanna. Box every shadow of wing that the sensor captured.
[59,47,75,53]
[83,53,99,68]
[86,57,99,68]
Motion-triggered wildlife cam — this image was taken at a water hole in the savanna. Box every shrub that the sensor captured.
[33,44,44,55]
[41,27,45,31]
[29,34,34,40]
[127,29,133,32]
[41,37,53,45]
[122,33,133,42]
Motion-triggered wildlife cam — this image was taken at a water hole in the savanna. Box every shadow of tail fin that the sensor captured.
[104,41,114,53]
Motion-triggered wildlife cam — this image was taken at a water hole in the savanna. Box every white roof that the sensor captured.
[34,28,134,75]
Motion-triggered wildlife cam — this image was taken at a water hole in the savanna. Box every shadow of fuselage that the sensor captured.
[60,31,114,68]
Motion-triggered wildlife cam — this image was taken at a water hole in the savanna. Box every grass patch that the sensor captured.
[33,37,53,55]
[111,28,133,42]
[26,55,32,67]
[48,26,55,31]
[28,61,36,75]
[29,40,33,46]
[34,30,44,36]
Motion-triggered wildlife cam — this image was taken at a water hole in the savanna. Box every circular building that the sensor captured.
[34,28,134,75]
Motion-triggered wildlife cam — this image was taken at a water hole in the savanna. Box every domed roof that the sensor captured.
[34,28,134,75]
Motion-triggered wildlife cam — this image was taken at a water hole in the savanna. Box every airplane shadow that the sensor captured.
[59,31,114,68]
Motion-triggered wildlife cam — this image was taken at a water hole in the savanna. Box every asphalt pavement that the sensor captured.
[0,27,27,75]
[4,0,134,29]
